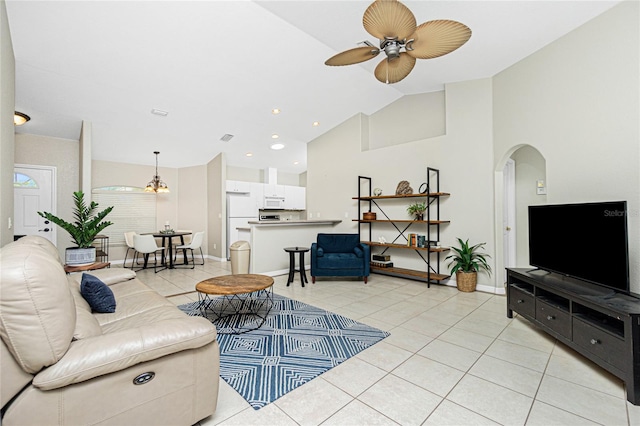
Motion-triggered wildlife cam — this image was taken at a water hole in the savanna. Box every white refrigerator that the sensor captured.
[227,193,258,259]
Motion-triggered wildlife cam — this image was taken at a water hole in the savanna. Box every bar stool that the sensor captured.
[283,246,310,287]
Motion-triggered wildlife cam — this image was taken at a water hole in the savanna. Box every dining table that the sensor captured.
[146,231,192,269]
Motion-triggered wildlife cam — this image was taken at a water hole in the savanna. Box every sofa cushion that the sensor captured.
[73,309,103,340]
[317,233,360,253]
[81,274,116,313]
[317,253,362,270]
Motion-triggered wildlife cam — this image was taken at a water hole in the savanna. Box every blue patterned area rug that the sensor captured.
[179,294,389,409]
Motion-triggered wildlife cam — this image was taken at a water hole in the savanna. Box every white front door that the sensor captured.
[14,165,57,244]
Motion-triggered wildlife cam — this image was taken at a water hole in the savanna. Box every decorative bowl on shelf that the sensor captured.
[363,212,377,220]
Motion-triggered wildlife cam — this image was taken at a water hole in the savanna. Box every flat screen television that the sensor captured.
[528,201,630,294]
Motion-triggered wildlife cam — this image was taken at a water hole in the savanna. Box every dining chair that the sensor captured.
[174,231,205,269]
[123,231,137,269]
[174,229,193,262]
[133,234,167,273]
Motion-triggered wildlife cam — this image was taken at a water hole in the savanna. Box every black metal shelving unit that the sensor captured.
[354,167,450,287]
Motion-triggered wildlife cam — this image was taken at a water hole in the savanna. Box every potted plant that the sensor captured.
[38,191,114,265]
[407,202,427,220]
[445,237,492,292]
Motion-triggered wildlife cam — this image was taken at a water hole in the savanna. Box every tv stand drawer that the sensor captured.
[536,300,570,339]
[509,285,535,318]
[572,317,625,371]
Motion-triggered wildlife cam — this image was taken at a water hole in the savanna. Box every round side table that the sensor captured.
[283,246,310,287]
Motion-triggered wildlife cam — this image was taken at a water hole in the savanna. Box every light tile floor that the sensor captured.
[130,260,640,426]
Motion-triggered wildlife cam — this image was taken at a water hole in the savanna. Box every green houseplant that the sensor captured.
[38,191,114,265]
[445,238,492,292]
[406,202,427,220]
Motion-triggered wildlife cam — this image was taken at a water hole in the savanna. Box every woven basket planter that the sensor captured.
[456,271,477,292]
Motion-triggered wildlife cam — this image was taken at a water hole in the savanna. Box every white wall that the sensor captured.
[493,1,639,292]
[367,91,446,151]
[307,79,496,288]
[0,0,15,247]
[207,153,225,259]
[177,164,208,248]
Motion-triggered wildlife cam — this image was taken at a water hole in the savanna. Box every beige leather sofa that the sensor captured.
[0,236,220,425]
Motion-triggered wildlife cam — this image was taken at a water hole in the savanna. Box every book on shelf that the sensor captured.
[370,261,394,268]
[407,233,427,248]
[372,254,391,261]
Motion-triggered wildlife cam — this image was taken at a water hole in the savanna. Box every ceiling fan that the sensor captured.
[325,0,472,84]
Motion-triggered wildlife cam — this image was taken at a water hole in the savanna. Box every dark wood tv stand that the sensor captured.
[506,268,640,405]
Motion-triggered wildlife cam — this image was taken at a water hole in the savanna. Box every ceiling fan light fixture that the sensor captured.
[14,111,30,126]
[326,0,471,84]
[381,39,401,60]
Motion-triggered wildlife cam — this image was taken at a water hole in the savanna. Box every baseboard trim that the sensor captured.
[444,278,506,295]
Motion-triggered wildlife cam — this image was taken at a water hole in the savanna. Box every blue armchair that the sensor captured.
[311,233,370,283]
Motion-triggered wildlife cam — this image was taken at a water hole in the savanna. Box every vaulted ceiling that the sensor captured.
[7,1,620,172]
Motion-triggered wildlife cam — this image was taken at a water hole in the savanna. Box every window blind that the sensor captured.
[92,190,156,246]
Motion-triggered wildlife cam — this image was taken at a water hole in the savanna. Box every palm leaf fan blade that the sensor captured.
[363,0,417,41]
[325,46,380,66]
[374,53,415,84]
[407,20,472,60]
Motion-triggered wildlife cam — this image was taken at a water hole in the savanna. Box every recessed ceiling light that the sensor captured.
[293,160,299,165]
[272,108,281,114]
[312,121,320,127]
[271,134,279,139]
[270,143,285,150]
[246,152,253,157]
[151,108,168,116]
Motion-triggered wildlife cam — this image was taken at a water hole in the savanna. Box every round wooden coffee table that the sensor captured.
[196,274,274,334]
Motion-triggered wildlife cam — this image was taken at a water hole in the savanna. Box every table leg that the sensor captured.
[287,251,295,286]
[167,238,174,269]
[299,252,307,287]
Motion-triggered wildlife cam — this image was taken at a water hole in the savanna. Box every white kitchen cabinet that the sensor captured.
[251,182,264,208]
[284,186,306,210]
[226,180,251,193]
[263,184,285,198]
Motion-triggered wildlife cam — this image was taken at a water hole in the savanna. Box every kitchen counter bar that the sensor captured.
[248,219,342,226]
[247,219,342,275]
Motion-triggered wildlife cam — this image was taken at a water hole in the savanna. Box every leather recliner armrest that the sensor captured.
[32,317,217,390]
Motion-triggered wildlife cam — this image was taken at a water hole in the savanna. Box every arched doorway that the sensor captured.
[494,145,547,286]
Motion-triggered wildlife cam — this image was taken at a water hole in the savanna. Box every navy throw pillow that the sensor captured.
[80,273,116,313]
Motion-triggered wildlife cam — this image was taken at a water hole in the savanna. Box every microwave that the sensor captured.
[263,196,285,209]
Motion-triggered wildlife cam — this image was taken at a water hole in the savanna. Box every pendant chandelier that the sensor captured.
[145,151,169,193]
